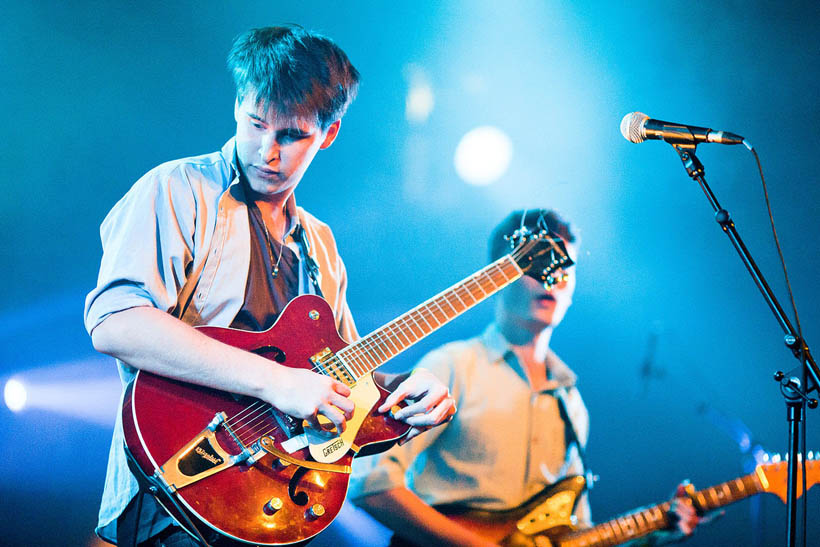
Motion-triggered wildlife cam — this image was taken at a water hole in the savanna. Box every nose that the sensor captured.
[259,133,280,164]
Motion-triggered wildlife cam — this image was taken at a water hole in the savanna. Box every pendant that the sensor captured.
[272,267,279,278]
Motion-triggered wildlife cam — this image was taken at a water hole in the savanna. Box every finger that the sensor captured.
[379,387,410,413]
[398,426,427,445]
[391,397,434,420]
[414,398,455,426]
[332,381,352,397]
[304,414,322,431]
[677,506,696,522]
[330,392,356,419]
[700,509,725,525]
[319,405,347,433]
[672,501,698,535]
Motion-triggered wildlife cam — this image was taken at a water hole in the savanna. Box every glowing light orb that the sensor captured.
[453,126,513,186]
[4,378,27,412]
[406,83,434,124]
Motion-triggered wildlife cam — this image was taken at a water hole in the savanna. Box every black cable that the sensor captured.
[748,145,809,544]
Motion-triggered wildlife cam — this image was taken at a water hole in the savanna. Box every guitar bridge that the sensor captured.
[154,412,262,492]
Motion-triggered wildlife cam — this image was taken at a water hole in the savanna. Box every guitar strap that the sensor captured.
[553,388,594,490]
[294,222,323,296]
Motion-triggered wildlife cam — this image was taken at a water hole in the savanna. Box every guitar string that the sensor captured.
[326,241,552,382]
[335,260,516,375]
[334,255,522,376]
[227,281,519,447]
[229,274,511,445]
[220,241,558,447]
[223,263,515,439]
[223,259,530,446]
[225,266,527,444]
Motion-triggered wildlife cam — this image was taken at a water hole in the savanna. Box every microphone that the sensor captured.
[620,112,745,145]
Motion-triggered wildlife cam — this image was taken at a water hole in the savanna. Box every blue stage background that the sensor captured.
[2,2,818,545]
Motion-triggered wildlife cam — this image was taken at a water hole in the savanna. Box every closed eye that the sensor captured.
[286,129,309,138]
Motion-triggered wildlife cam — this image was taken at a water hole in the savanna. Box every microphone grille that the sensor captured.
[620,111,649,143]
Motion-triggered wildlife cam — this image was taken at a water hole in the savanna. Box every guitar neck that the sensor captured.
[557,471,765,547]
[338,255,523,378]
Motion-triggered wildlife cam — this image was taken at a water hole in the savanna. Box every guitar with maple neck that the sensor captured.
[440,454,820,546]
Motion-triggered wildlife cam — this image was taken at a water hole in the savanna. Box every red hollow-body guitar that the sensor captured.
[122,229,572,545]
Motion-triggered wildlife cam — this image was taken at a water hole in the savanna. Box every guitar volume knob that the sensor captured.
[305,503,325,520]
[263,497,283,515]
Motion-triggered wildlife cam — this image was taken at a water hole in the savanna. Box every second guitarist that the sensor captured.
[351,210,701,547]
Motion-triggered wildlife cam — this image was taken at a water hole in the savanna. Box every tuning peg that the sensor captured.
[772,454,782,463]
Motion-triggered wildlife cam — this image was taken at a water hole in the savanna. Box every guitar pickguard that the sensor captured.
[308,373,381,463]
[516,475,585,536]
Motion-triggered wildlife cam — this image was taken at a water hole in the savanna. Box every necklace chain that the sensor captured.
[255,205,287,279]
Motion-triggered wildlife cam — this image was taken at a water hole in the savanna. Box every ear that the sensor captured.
[319,120,341,149]
[234,97,241,123]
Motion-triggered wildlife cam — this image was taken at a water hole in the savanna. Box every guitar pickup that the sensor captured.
[310,347,355,385]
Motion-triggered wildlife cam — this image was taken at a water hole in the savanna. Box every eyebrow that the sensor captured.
[247,111,313,132]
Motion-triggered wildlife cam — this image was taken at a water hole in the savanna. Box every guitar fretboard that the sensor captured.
[335,255,523,379]
[557,472,764,547]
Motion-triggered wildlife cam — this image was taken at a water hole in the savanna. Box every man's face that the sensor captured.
[497,241,577,332]
[233,92,339,199]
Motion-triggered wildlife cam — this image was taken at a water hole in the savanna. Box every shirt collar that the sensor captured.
[481,323,578,391]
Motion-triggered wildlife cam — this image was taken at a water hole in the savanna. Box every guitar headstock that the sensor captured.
[756,452,820,503]
[507,228,574,290]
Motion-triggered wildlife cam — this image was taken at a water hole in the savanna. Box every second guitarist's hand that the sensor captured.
[377,368,457,445]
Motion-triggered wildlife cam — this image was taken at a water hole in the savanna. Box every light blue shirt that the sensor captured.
[84,138,358,542]
[349,323,591,526]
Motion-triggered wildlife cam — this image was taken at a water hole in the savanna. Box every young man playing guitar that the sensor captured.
[350,210,702,546]
[85,26,456,546]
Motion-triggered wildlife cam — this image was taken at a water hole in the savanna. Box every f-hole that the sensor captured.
[287,466,310,506]
[252,345,286,363]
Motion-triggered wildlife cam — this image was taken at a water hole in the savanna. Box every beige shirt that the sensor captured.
[349,323,591,525]
[84,138,358,541]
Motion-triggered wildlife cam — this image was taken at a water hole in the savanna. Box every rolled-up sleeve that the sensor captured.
[84,164,197,334]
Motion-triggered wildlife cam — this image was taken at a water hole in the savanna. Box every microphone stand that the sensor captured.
[670,143,819,547]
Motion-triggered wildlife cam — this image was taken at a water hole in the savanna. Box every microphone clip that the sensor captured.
[672,143,705,179]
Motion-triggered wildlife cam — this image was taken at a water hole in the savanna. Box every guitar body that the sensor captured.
[439,476,587,546]
[123,295,410,545]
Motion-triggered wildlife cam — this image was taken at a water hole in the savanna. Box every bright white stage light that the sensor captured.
[453,126,513,186]
[406,84,434,123]
[3,358,122,425]
[404,63,435,124]
[4,378,27,412]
